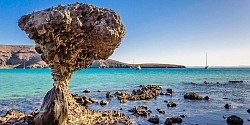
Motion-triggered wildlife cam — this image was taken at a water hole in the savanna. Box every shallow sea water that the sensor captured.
[0,68,250,124]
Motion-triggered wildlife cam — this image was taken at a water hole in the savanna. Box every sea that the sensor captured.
[0,68,250,125]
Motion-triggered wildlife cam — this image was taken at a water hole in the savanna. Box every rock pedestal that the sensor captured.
[18,3,131,125]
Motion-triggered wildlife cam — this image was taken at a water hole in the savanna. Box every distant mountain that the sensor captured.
[0,45,185,68]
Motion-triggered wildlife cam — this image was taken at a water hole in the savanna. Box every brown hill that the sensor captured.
[0,45,185,68]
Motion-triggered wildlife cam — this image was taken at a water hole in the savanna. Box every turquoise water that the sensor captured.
[0,68,250,124]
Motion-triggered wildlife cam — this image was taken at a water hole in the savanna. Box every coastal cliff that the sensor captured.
[0,45,185,68]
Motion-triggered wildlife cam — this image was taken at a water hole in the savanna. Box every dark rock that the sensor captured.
[224,104,232,109]
[247,109,250,113]
[156,109,165,114]
[167,101,177,107]
[190,82,195,84]
[180,114,186,118]
[100,100,108,105]
[83,89,91,93]
[184,92,206,100]
[97,90,101,92]
[204,81,208,84]
[229,80,243,83]
[165,117,182,124]
[106,92,113,98]
[226,115,243,125]
[166,88,173,94]
[148,116,160,124]
[204,96,209,100]
[160,92,165,95]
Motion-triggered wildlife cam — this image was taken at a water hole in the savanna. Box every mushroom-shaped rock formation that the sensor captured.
[18,3,130,125]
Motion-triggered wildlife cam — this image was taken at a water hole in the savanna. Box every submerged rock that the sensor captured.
[226,115,243,125]
[156,109,165,114]
[247,109,250,113]
[229,80,243,83]
[18,2,131,125]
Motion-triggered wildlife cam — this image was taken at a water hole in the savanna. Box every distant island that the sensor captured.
[0,45,185,68]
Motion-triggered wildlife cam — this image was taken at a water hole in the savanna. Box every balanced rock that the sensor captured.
[18,3,130,125]
[226,115,243,125]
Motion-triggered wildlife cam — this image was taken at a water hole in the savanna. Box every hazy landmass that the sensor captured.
[0,45,185,68]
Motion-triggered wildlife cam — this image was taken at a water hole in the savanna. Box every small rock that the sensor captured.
[97,90,101,92]
[247,109,250,113]
[166,88,173,94]
[165,117,182,124]
[156,109,165,114]
[89,98,99,103]
[229,80,243,83]
[106,92,114,98]
[184,92,204,100]
[119,108,123,110]
[167,101,176,107]
[83,89,91,93]
[224,104,232,109]
[226,115,243,125]
[180,114,186,118]
[190,82,195,84]
[160,92,165,95]
[204,81,208,84]
[120,99,128,103]
[222,98,228,99]
[100,100,108,105]
[164,100,169,103]
[148,116,160,124]
[204,96,209,100]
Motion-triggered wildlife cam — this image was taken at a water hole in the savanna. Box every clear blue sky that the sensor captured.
[0,0,250,66]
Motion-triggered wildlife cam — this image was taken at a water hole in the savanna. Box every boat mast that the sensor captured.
[206,52,207,67]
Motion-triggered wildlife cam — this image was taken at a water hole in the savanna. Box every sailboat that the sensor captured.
[205,53,209,69]
[135,65,141,70]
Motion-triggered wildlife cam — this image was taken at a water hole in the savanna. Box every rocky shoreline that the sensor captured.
[1,84,249,125]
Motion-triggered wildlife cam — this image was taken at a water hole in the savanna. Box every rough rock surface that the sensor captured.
[128,106,151,117]
[148,116,160,124]
[18,3,131,125]
[0,109,39,125]
[165,117,183,125]
[118,85,161,101]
